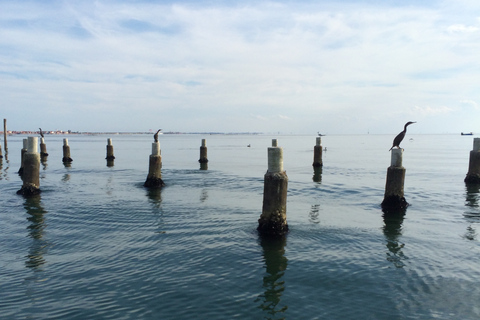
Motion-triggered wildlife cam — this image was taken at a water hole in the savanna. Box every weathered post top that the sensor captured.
[107,138,112,146]
[202,139,206,147]
[268,139,283,173]
[23,138,28,150]
[27,137,38,153]
[390,148,403,167]
[152,142,160,156]
[40,137,45,144]
[473,138,480,152]
[316,137,321,146]
[63,138,69,146]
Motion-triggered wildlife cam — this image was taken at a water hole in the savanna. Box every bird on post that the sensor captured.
[39,128,44,138]
[389,121,416,151]
[154,129,161,143]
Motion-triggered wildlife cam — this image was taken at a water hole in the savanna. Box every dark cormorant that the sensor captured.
[39,128,44,138]
[389,121,416,151]
[154,129,161,142]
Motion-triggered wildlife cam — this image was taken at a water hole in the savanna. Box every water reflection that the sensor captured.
[200,189,208,202]
[312,166,322,183]
[24,195,49,269]
[309,204,320,224]
[146,187,165,234]
[147,187,163,207]
[464,184,480,241]
[256,236,288,319]
[382,209,408,268]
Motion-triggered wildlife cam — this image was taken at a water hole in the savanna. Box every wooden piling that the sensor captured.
[312,137,323,167]
[106,138,115,160]
[17,137,41,196]
[3,119,7,153]
[144,141,165,188]
[465,138,480,184]
[381,148,408,210]
[40,137,48,158]
[62,138,73,163]
[199,139,208,163]
[0,141,3,158]
[258,139,289,237]
[18,139,27,175]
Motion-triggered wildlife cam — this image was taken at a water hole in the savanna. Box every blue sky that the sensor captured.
[1,0,479,133]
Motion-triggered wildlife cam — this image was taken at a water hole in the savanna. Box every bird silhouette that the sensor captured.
[39,128,44,138]
[389,121,416,151]
[154,129,161,142]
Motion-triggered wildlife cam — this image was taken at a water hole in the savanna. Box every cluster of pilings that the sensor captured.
[8,134,480,240]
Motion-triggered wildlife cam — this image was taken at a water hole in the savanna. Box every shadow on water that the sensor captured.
[24,195,49,270]
[382,208,408,268]
[464,184,480,240]
[256,236,288,320]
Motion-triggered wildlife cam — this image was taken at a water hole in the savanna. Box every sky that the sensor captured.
[1,0,479,134]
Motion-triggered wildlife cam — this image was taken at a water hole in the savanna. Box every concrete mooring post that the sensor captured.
[40,138,48,159]
[3,118,7,153]
[258,139,289,237]
[144,141,165,188]
[381,148,408,210]
[17,137,41,196]
[106,138,115,160]
[312,137,323,167]
[465,138,480,184]
[18,139,28,175]
[62,138,73,163]
[199,139,208,164]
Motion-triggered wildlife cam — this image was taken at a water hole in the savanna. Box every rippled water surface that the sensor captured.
[1,134,480,319]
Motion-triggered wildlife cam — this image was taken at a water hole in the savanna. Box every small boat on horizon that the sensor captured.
[461,132,473,136]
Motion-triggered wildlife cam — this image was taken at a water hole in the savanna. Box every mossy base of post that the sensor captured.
[465,174,480,184]
[258,171,289,237]
[144,177,165,188]
[106,155,115,160]
[381,195,409,210]
[16,184,41,196]
[62,157,73,163]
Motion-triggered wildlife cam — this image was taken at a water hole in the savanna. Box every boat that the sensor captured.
[461,132,473,136]
[317,132,325,136]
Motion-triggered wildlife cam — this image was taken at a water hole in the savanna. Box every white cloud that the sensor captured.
[447,24,479,33]
[1,0,480,133]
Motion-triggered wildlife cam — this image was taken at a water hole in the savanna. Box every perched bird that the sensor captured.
[39,128,44,138]
[154,129,161,142]
[389,121,416,151]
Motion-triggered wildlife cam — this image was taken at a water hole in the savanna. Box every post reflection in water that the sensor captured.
[312,166,322,183]
[382,208,408,268]
[256,236,288,319]
[24,195,49,270]
[464,184,480,241]
[146,187,165,234]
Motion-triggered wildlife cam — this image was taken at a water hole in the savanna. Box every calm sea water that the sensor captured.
[1,133,479,319]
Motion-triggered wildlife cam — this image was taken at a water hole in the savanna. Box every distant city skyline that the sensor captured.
[1,0,479,134]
